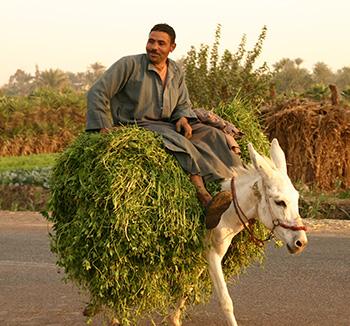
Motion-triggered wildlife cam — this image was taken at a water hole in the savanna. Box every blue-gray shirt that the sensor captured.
[86,54,197,130]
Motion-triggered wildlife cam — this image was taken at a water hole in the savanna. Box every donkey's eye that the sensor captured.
[275,200,286,208]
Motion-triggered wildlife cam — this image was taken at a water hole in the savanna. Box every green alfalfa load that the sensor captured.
[47,123,268,324]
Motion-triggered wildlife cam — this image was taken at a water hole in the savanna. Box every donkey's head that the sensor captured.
[248,139,308,254]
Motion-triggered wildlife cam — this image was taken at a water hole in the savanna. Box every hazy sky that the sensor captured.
[1,0,349,86]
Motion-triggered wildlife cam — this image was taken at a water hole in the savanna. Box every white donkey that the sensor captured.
[169,138,308,326]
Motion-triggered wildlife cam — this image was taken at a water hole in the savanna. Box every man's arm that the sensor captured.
[86,57,133,131]
[169,71,197,123]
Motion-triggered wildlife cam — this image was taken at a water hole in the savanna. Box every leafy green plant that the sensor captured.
[297,185,349,220]
[183,25,271,109]
[214,97,270,159]
[341,87,350,101]
[337,189,350,199]
[303,83,330,101]
[0,168,51,188]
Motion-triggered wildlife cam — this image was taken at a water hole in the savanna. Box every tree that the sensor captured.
[38,69,69,90]
[66,71,88,91]
[294,57,303,68]
[183,25,271,108]
[335,67,350,90]
[272,58,313,95]
[2,69,34,95]
[312,62,335,85]
[85,62,106,88]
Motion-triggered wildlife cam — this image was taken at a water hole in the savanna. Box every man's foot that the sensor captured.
[196,190,212,207]
[190,174,212,206]
[205,191,232,229]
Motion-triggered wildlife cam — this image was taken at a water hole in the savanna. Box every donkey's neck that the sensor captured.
[219,167,261,231]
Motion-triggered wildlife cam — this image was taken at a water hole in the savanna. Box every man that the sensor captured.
[86,23,241,228]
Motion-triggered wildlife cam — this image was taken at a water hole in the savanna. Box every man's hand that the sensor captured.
[175,117,192,139]
[100,128,109,134]
[100,126,120,134]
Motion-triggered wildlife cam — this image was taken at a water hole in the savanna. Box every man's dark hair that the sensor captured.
[150,23,176,44]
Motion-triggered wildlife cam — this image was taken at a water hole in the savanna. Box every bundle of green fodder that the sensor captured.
[264,98,350,190]
[48,100,270,324]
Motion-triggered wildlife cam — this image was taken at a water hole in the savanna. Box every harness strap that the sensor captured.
[272,219,307,232]
[230,177,272,247]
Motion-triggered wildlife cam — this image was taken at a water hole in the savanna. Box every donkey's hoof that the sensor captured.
[109,317,120,326]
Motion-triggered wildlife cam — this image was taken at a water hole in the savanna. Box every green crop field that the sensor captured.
[0,153,58,172]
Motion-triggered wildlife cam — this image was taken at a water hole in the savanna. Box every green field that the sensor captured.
[0,153,58,172]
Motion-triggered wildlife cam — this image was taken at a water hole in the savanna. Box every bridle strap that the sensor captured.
[264,182,307,232]
[272,216,307,232]
[230,177,273,247]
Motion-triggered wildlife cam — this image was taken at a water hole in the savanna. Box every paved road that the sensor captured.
[0,212,349,326]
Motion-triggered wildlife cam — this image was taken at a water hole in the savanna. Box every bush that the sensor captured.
[183,25,271,109]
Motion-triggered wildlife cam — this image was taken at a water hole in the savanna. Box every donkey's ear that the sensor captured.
[248,143,274,178]
[270,138,287,175]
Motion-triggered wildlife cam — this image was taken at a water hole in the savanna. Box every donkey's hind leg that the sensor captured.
[206,230,238,326]
[167,297,187,326]
[167,266,206,326]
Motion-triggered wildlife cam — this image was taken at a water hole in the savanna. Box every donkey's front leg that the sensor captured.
[206,231,238,326]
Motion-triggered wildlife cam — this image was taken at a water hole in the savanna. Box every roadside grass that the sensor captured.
[298,184,350,220]
[336,189,350,199]
[0,153,58,172]
[0,153,57,210]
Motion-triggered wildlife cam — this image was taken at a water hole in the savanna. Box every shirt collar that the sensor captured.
[146,55,176,80]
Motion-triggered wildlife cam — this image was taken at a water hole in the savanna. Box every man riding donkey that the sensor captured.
[86,23,242,228]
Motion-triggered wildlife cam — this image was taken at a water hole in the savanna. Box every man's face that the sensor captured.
[146,31,176,65]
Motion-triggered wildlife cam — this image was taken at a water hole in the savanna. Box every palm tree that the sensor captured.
[272,58,313,94]
[294,58,303,68]
[38,69,69,90]
[312,62,335,85]
[85,62,106,87]
[89,62,106,76]
[2,69,34,95]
